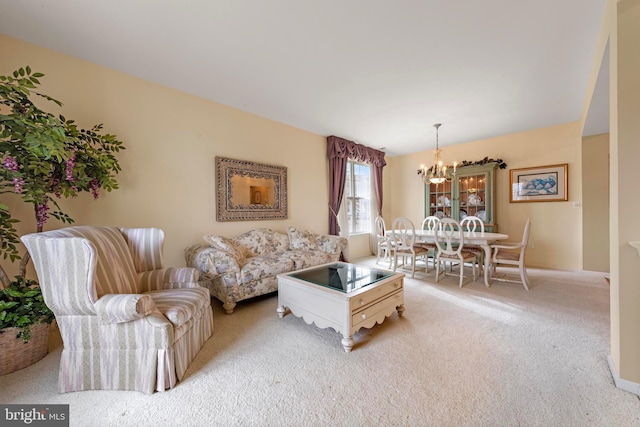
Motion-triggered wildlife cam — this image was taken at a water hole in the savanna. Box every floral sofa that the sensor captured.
[185,227,348,314]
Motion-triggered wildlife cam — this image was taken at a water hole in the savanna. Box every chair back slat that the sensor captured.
[520,217,532,257]
[375,216,386,238]
[460,216,485,233]
[391,217,416,249]
[421,216,441,232]
[435,218,464,255]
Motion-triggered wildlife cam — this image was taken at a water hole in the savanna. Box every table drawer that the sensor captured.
[349,278,403,311]
[352,290,403,328]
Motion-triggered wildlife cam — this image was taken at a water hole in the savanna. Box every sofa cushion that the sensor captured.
[233,229,267,256]
[262,230,290,253]
[203,235,247,262]
[279,250,334,270]
[234,228,289,256]
[145,287,210,327]
[316,233,347,257]
[288,227,319,251]
[240,255,294,285]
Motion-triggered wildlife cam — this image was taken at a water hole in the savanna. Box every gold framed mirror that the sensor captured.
[215,157,288,221]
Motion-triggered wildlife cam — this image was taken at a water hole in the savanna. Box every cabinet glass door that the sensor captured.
[427,180,453,219]
[458,172,488,222]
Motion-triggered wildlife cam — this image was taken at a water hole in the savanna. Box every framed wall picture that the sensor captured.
[510,164,568,203]
[216,157,288,221]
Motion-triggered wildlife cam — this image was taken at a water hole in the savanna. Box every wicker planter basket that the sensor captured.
[0,323,50,376]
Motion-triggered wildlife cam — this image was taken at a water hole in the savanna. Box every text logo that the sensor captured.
[1,405,69,426]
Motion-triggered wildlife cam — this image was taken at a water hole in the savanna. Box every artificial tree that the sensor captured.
[0,66,125,288]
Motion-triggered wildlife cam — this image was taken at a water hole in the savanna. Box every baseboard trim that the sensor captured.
[608,355,640,396]
[521,265,609,277]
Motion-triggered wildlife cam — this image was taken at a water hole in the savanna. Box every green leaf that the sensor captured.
[0,66,124,236]
[0,301,19,310]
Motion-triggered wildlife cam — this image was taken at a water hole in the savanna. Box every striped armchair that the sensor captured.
[21,226,214,394]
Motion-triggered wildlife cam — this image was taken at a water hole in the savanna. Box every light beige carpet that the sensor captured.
[3,257,639,426]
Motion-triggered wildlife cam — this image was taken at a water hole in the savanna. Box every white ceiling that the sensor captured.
[0,0,608,156]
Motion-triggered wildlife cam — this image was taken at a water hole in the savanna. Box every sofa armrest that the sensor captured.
[138,267,200,292]
[185,244,243,277]
[94,294,158,324]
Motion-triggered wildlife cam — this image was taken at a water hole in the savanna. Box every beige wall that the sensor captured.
[579,0,640,391]
[611,0,640,386]
[1,35,332,275]
[0,34,596,275]
[386,122,583,270]
[582,133,610,272]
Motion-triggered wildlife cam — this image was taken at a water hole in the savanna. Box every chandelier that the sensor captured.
[419,123,456,185]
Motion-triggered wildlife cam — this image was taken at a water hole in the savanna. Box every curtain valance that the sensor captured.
[327,135,386,167]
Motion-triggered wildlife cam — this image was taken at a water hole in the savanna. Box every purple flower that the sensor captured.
[3,156,19,171]
[65,152,76,181]
[89,178,100,200]
[50,178,61,198]
[12,177,24,194]
[36,201,50,228]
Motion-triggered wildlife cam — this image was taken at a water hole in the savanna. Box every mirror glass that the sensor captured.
[216,157,288,221]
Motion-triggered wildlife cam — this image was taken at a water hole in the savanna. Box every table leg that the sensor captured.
[277,305,287,318]
[482,245,492,287]
[341,336,354,353]
[397,304,405,317]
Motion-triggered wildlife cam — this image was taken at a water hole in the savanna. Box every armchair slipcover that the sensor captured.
[21,226,214,394]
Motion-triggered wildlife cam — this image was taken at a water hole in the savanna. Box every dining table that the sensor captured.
[387,229,510,287]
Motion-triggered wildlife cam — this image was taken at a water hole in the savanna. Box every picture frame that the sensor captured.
[510,163,568,203]
[216,157,288,221]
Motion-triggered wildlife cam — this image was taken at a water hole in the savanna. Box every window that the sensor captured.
[344,160,372,234]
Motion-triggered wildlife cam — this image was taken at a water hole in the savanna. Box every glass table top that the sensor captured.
[289,262,394,293]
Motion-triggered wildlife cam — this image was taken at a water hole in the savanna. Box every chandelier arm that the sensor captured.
[419,123,456,185]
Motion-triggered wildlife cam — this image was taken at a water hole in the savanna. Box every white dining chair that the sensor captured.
[374,216,394,268]
[434,218,477,288]
[460,215,485,274]
[415,216,441,272]
[489,217,531,290]
[392,217,429,278]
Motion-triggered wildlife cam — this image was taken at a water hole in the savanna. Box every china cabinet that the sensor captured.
[424,162,499,231]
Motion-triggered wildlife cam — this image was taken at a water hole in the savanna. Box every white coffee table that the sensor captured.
[276,262,405,352]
